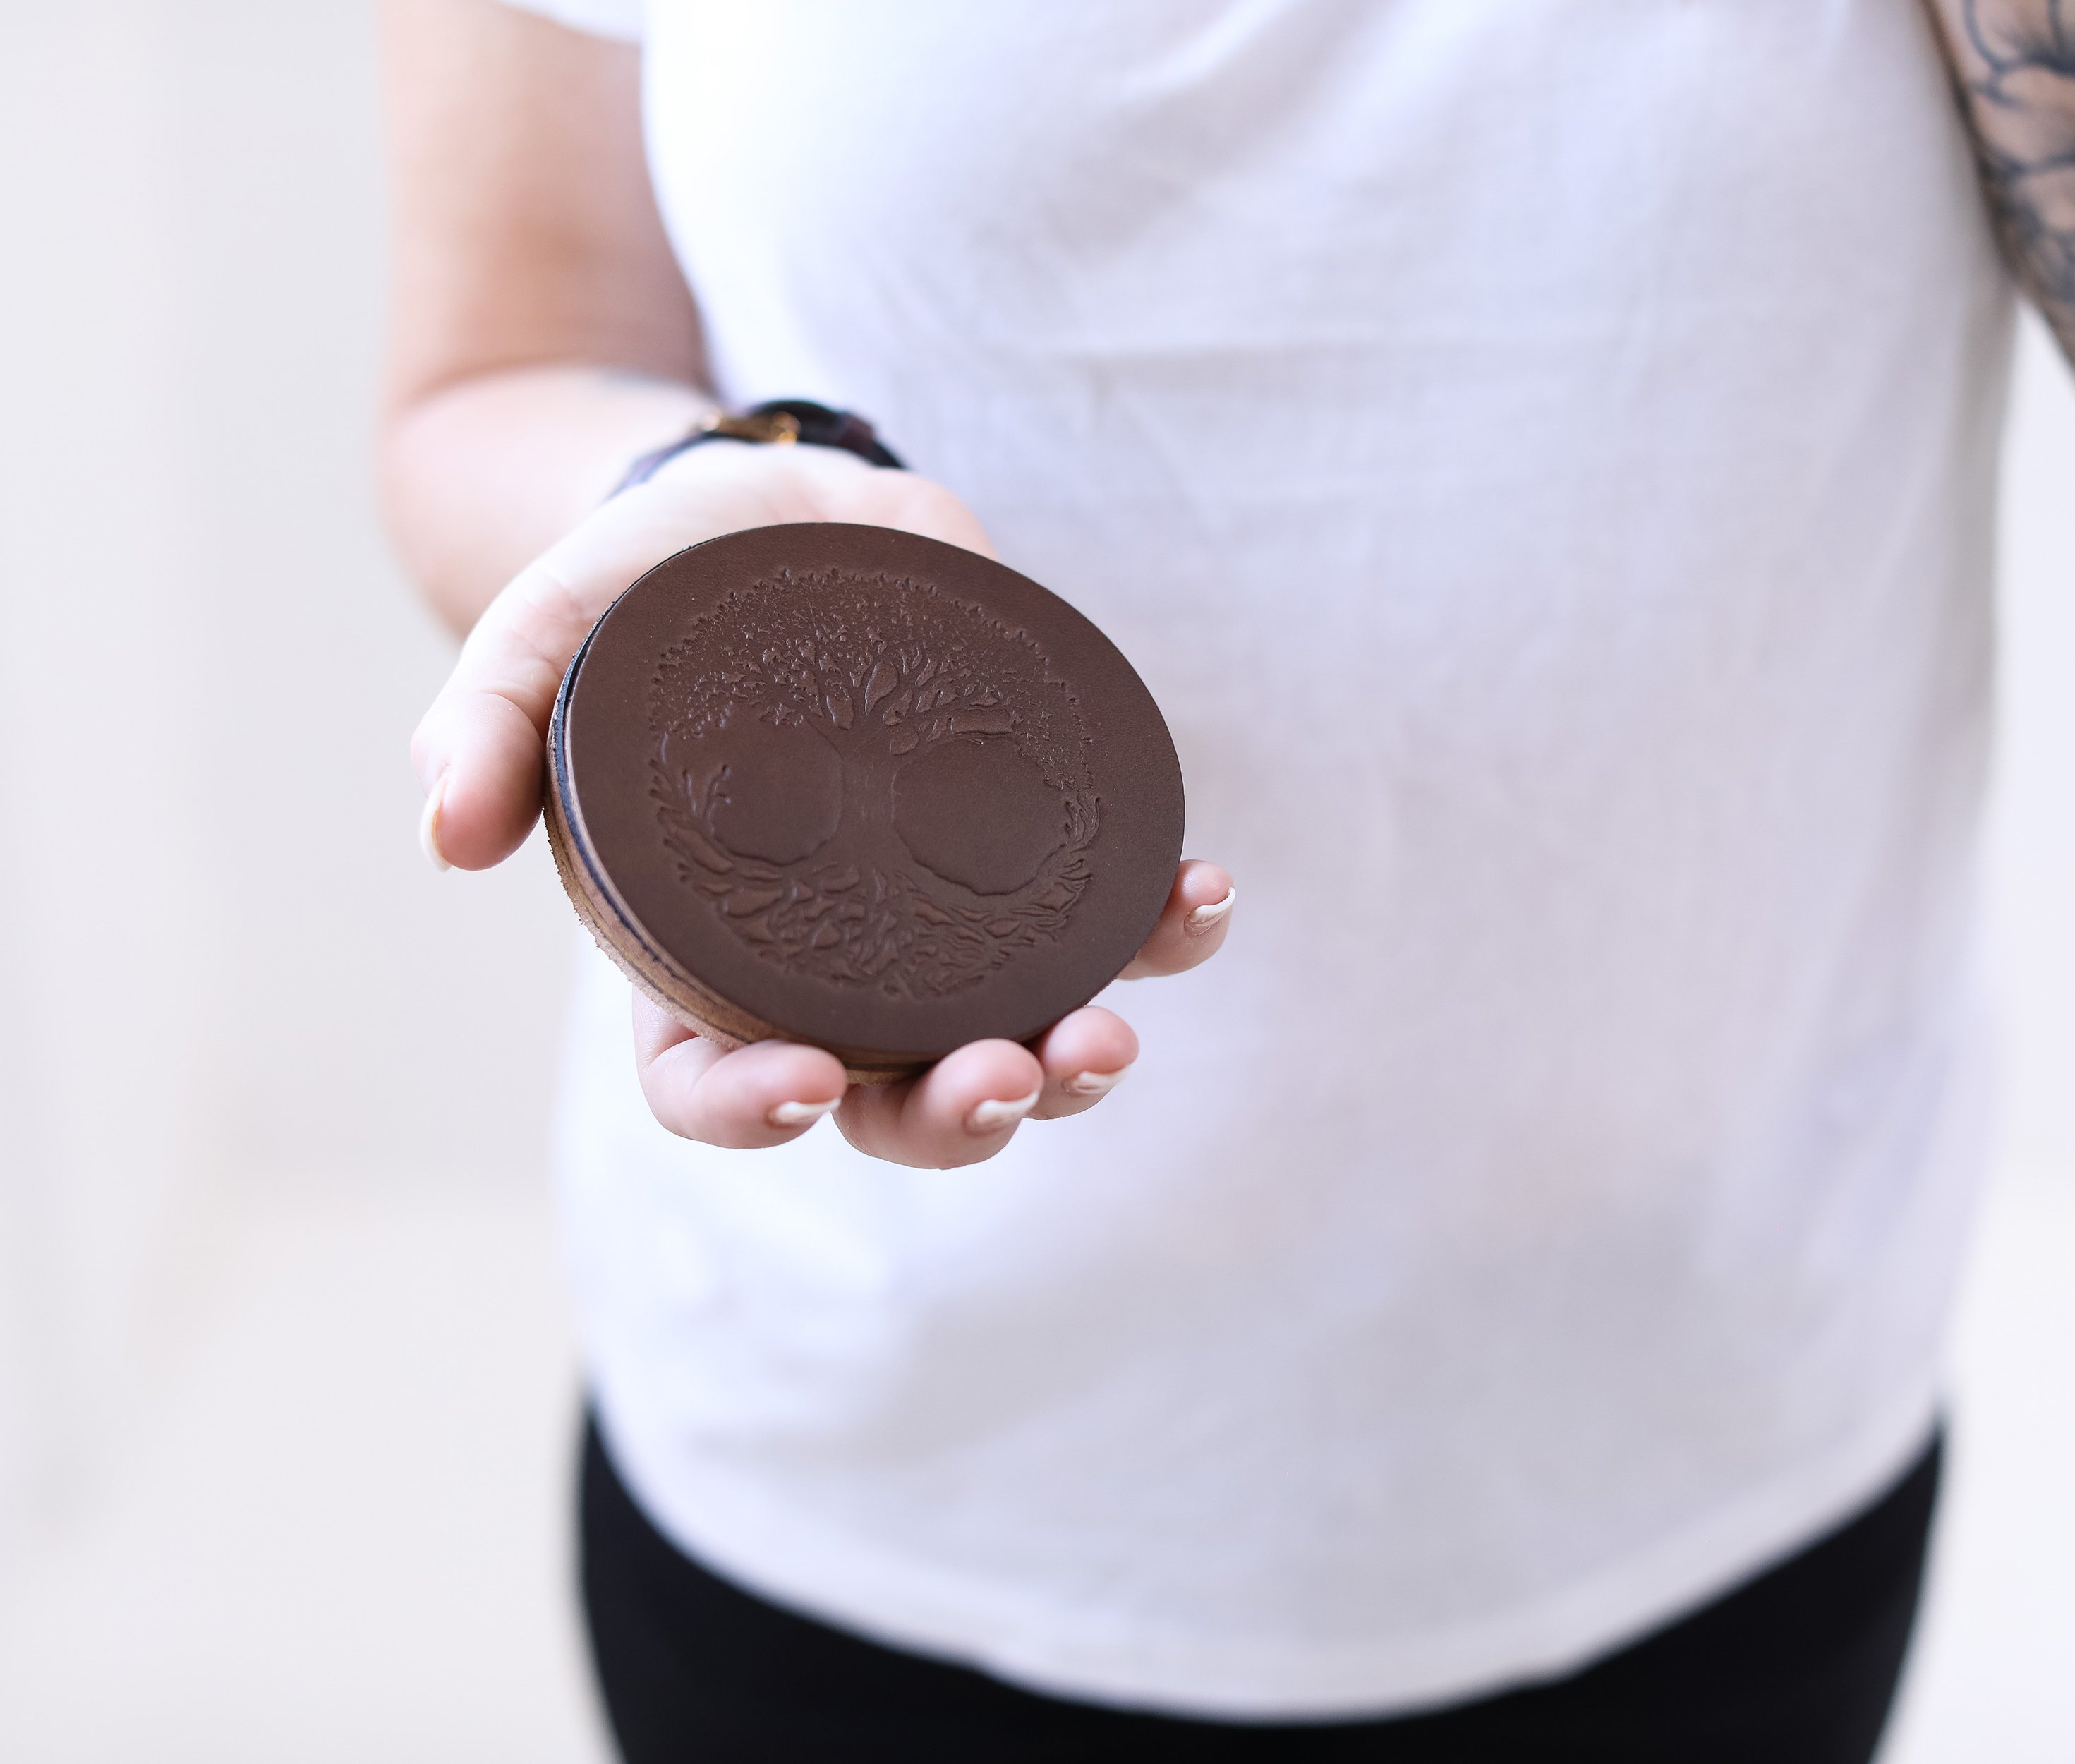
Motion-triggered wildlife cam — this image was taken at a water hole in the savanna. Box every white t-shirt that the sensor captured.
[516,0,2013,1718]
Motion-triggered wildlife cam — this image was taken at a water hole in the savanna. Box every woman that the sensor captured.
[388,1,2054,1756]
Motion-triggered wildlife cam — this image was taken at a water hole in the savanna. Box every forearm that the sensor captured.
[380,363,710,636]
[1928,0,2075,357]
[380,0,706,634]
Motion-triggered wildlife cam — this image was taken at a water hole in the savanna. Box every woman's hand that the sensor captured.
[411,441,1234,1168]
[631,854,1233,1168]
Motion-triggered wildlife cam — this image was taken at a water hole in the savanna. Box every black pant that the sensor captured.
[580,1421,1939,1763]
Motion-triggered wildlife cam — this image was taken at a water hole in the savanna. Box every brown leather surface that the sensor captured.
[550,524,1184,1068]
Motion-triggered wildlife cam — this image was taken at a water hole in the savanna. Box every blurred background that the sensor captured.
[0,5,2069,1759]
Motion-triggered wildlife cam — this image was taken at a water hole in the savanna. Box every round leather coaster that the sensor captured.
[545,524,1184,1078]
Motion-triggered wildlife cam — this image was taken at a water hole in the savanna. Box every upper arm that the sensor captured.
[379,0,702,411]
[1926,0,2075,346]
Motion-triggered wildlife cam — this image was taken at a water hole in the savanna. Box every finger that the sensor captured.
[411,500,706,869]
[410,447,851,869]
[1028,1006,1139,1120]
[835,1039,1046,1168]
[409,552,594,870]
[1118,859,1236,979]
[631,991,848,1148]
[412,449,996,870]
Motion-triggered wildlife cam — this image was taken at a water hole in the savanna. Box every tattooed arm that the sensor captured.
[1927,0,2075,352]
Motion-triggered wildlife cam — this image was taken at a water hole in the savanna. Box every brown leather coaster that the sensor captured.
[545,524,1185,1080]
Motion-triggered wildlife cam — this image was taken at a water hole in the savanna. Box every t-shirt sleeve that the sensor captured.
[494,0,643,44]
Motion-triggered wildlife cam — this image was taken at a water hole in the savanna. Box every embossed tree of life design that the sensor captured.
[647,567,1101,998]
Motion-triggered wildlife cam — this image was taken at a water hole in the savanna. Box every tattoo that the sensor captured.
[1930,0,2075,343]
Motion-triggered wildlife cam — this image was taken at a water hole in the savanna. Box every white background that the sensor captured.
[0,5,2067,1757]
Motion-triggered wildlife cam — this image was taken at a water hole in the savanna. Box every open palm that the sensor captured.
[412,441,1234,1168]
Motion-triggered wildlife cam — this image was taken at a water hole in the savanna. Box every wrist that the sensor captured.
[384,365,718,636]
[612,398,904,498]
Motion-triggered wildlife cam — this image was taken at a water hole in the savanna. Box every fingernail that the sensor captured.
[419,775,452,873]
[1063,1068,1128,1098]
[1184,886,1235,933]
[768,1097,840,1128]
[966,1087,1041,1134]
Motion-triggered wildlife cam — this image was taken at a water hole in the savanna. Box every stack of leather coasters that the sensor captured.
[545,524,1184,1080]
